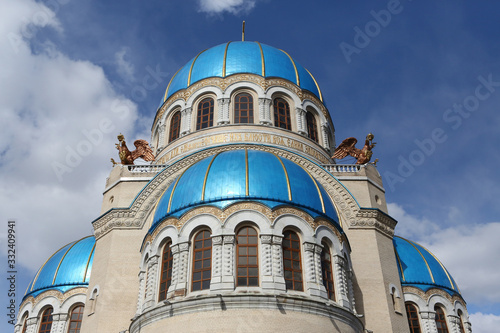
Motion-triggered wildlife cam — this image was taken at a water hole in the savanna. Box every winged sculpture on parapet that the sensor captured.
[111,134,155,166]
[332,133,378,165]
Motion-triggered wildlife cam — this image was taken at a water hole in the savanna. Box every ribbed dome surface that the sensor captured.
[151,149,339,233]
[24,236,95,299]
[161,41,323,105]
[393,236,460,295]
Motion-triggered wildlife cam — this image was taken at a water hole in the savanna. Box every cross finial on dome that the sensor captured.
[242,21,245,41]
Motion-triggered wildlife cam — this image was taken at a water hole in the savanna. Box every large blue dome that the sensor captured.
[24,236,95,299]
[393,236,460,295]
[150,149,339,233]
[161,41,323,105]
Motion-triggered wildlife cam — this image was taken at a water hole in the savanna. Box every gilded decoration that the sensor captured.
[20,287,88,310]
[332,133,377,165]
[403,286,465,305]
[93,144,361,240]
[152,74,330,130]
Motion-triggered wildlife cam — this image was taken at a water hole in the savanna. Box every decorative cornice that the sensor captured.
[402,286,466,306]
[349,208,398,237]
[19,287,88,310]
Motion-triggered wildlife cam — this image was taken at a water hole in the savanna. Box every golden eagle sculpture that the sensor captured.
[332,133,377,165]
[110,134,155,166]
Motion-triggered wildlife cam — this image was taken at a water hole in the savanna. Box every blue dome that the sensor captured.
[161,41,323,105]
[151,149,339,233]
[24,236,95,299]
[393,236,460,295]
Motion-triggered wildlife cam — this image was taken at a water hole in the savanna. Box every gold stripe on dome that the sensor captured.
[280,49,300,86]
[300,165,326,214]
[187,49,207,87]
[83,242,96,282]
[256,41,265,76]
[222,41,232,77]
[201,153,220,201]
[401,237,435,284]
[30,242,69,292]
[304,67,323,102]
[164,67,182,103]
[272,153,292,200]
[245,148,249,196]
[52,236,92,284]
[411,241,456,291]
[168,169,188,213]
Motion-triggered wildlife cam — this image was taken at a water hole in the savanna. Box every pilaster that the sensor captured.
[136,270,146,314]
[25,317,37,333]
[171,242,189,297]
[303,242,323,297]
[180,107,192,136]
[296,107,307,135]
[259,98,272,125]
[321,122,330,149]
[51,313,68,333]
[143,255,159,309]
[220,235,235,290]
[217,98,230,125]
[420,311,437,333]
[334,255,351,308]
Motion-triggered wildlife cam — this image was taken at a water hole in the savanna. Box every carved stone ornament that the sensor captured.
[351,208,398,238]
[20,287,88,310]
[402,286,466,305]
[93,144,359,240]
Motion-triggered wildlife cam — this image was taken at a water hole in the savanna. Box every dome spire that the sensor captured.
[242,21,245,41]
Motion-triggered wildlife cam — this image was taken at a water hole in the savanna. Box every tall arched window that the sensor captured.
[158,240,173,301]
[196,98,214,130]
[282,230,303,291]
[321,242,335,300]
[192,230,212,291]
[435,306,449,333]
[274,98,291,130]
[457,310,466,333]
[405,303,421,333]
[236,227,259,286]
[306,111,318,142]
[38,307,53,333]
[68,305,84,333]
[21,313,28,333]
[169,111,181,142]
[234,93,254,124]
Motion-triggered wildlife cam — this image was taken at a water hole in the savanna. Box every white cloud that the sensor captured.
[469,313,500,333]
[198,0,256,14]
[388,202,500,321]
[115,47,135,82]
[0,0,141,273]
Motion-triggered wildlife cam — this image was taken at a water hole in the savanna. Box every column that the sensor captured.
[220,235,235,290]
[258,98,272,125]
[271,235,286,292]
[25,317,37,333]
[260,235,274,290]
[51,313,68,333]
[321,122,330,149]
[303,242,323,297]
[180,107,192,136]
[217,98,230,125]
[209,236,224,290]
[171,242,189,297]
[420,311,437,333]
[334,255,350,308]
[296,107,307,135]
[143,255,159,309]
[157,126,165,152]
[135,270,146,315]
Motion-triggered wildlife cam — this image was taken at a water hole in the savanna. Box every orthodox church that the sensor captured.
[15,39,472,333]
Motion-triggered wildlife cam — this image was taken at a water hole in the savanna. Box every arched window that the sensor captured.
[169,111,181,142]
[192,230,212,291]
[282,230,303,291]
[274,98,291,130]
[158,240,173,301]
[306,111,318,142]
[21,313,28,333]
[68,305,84,333]
[196,98,214,130]
[38,307,53,333]
[457,310,466,333]
[435,306,449,333]
[234,93,254,124]
[321,242,335,300]
[236,227,259,286]
[405,303,421,333]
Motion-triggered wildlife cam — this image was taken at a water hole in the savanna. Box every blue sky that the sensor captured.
[1,0,499,331]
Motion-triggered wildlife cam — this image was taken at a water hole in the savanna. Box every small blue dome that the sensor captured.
[24,236,95,299]
[161,41,323,105]
[393,236,460,295]
[151,149,339,233]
